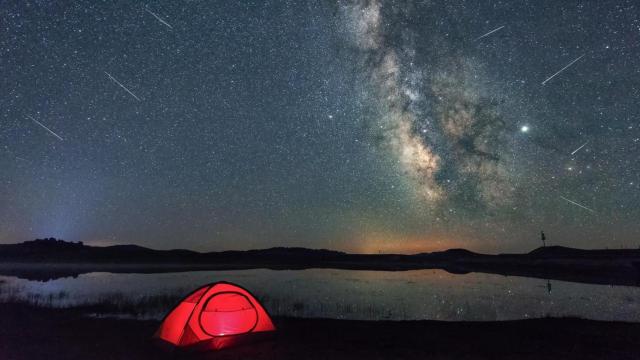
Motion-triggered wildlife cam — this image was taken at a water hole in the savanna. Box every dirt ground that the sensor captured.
[0,303,639,360]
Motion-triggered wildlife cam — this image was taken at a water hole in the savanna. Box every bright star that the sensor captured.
[520,125,530,133]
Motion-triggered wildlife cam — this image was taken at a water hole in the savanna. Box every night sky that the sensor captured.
[1,1,639,253]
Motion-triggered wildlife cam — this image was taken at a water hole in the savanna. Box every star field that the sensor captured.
[1,1,639,253]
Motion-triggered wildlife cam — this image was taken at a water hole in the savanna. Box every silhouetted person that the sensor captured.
[547,279,552,294]
[540,231,546,247]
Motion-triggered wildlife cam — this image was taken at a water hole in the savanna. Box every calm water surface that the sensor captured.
[1,269,638,322]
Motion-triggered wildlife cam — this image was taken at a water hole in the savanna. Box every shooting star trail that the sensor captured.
[475,25,505,41]
[145,8,173,29]
[571,141,588,155]
[560,196,595,213]
[26,115,64,141]
[104,72,141,102]
[541,54,585,85]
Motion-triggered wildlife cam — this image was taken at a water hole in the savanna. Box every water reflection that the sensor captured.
[0,269,638,322]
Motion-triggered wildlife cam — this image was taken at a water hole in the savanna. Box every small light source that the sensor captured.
[520,125,530,133]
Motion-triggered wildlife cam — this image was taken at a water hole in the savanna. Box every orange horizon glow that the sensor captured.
[341,232,473,255]
[77,232,494,255]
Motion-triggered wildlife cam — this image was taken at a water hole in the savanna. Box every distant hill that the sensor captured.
[0,238,348,264]
[1,238,639,286]
[2,238,640,263]
[526,245,640,258]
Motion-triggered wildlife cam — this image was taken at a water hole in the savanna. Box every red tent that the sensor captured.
[154,282,276,350]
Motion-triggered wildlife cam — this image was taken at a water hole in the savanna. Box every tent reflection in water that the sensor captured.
[154,282,276,351]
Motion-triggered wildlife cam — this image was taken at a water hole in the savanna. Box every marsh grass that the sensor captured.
[0,280,399,321]
[79,292,183,319]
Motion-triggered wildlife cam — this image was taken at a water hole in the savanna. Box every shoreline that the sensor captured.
[2,242,639,286]
[1,259,639,287]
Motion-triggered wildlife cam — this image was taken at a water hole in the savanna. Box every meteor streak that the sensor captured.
[571,141,588,155]
[26,115,64,141]
[105,72,142,102]
[474,26,505,41]
[560,195,595,213]
[145,8,173,29]
[541,54,585,85]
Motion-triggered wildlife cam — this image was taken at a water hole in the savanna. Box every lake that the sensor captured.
[1,269,638,322]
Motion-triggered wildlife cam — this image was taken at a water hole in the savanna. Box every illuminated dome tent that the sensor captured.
[154,282,276,350]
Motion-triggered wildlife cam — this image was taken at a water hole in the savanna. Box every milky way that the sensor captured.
[1,1,639,252]
[340,1,514,211]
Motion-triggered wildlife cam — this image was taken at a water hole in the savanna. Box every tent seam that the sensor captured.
[176,283,214,346]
